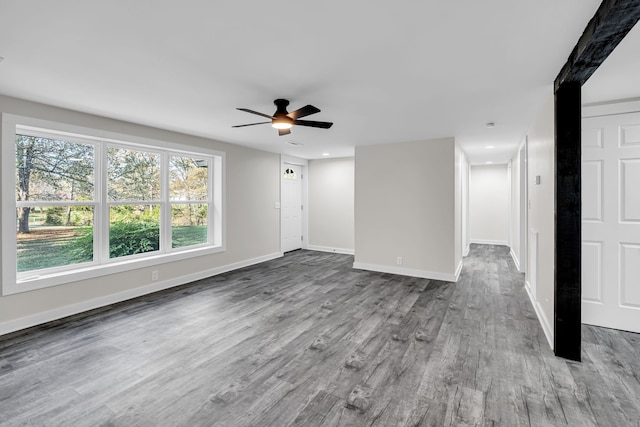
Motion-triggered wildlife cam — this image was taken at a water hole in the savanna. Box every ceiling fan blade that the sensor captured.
[293,119,333,129]
[287,104,320,120]
[237,108,274,119]
[232,122,270,128]
[278,128,291,136]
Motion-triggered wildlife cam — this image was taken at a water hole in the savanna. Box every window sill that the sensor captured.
[4,245,225,296]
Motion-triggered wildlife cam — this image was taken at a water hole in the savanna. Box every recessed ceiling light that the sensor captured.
[485,145,495,149]
[486,161,493,164]
[486,122,495,128]
[322,153,330,157]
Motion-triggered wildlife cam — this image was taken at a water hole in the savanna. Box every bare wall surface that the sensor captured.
[0,95,281,330]
[308,157,354,252]
[354,138,456,278]
[469,164,510,245]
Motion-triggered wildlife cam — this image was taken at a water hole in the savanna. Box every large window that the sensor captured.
[2,115,224,295]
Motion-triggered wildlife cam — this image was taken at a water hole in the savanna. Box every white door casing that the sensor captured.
[519,140,528,274]
[461,153,469,256]
[281,164,303,253]
[582,111,640,333]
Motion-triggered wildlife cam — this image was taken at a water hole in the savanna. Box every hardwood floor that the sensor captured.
[1,244,639,426]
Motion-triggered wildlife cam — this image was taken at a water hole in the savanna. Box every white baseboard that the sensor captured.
[470,239,509,246]
[525,280,554,350]
[352,262,458,282]
[463,245,470,257]
[307,245,354,255]
[0,252,283,337]
[510,248,521,271]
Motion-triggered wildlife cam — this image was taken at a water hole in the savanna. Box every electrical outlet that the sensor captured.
[397,257,403,265]
[152,270,159,281]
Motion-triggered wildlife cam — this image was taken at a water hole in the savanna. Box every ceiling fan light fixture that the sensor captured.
[234,99,332,135]
[272,121,293,130]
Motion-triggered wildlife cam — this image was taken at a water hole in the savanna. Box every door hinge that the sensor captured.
[301,235,303,241]
[301,204,304,211]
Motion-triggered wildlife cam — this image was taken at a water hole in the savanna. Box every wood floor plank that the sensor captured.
[1,245,640,426]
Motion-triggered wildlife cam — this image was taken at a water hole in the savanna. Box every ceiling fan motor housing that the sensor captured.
[273,99,294,127]
[271,99,294,129]
[274,99,290,113]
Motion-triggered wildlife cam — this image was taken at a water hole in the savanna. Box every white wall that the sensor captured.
[469,164,509,245]
[454,143,468,274]
[308,157,354,254]
[0,95,281,335]
[354,137,461,281]
[526,91,555,348]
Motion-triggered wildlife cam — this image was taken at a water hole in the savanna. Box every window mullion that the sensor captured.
[15,201,100,208]
[161,152,170,252]
[212,155,221,247]
[209,158,214,245]
[100,143,110,263]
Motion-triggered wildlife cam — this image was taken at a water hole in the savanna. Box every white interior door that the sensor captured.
[281,164,302,253]
[582,112,640,333]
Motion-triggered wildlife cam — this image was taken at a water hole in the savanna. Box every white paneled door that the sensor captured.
[582,112,640,333]
[281,164,303,253]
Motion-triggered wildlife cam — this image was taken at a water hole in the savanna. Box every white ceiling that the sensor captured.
[0,1,603,163]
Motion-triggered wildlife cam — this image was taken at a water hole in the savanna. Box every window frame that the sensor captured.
[2,113,225,296]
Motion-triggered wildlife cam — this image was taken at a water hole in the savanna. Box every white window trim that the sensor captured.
[2,113,225,296]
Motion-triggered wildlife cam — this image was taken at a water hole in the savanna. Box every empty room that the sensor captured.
[1,1,640,426]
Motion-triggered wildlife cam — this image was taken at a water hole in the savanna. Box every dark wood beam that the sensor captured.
[552,0,640,361]
[554,82,582,361]
[555,0,640,90]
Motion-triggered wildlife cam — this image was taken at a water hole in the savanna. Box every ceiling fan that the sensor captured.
[233,99,333,136]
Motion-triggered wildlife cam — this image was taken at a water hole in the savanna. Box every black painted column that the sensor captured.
[554,82,581,361]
